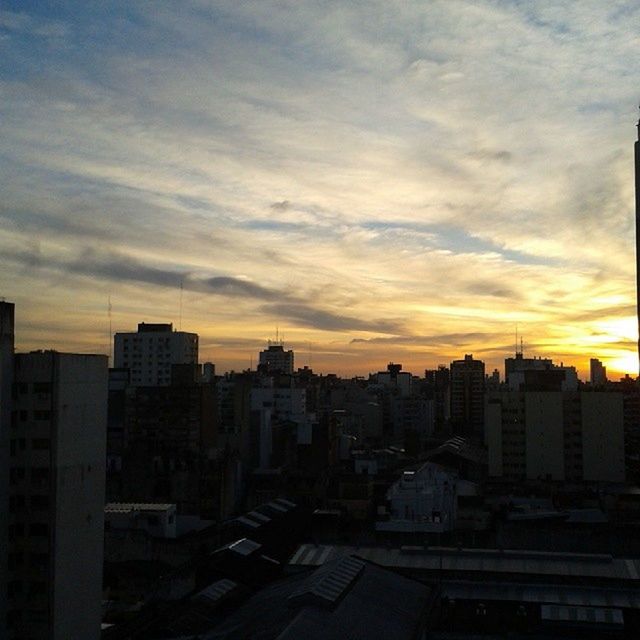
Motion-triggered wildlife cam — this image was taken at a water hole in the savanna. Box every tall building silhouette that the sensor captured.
[636,111,640,374]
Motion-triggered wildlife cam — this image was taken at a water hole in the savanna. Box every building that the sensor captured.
[376,462,458,534]
[7,350,108,639]
[486,390,625,483]
[0,302,15,632]
[114,322,198,387]
[450,354,485,439]
[258,342,294,375]
[590,357,607,385]
[505,350,578,391]
[105,502,177,539]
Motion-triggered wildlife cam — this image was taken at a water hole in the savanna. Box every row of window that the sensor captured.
[10,439,50,455]
[12,382,52,395]
[9,467,49,486]
[8,522,49,539]
[9,495,50,512]
[11,410,52,426]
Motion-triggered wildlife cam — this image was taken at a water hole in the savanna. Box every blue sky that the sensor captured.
[1,1,639,376]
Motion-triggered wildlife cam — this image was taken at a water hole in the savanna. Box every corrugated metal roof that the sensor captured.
[442,581,640,609]
[194,579,238,605]
[288,544,640,582]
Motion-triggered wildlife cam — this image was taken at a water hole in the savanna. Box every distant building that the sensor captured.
[114,322,198,387]
[258,343,294,375]
[505,350,578,391]
[450,354,485,439]
[374,363,412,396]
[486,390,625,483]
[425,365,450,432]
[8,350,108,639]
[590,358,607,385]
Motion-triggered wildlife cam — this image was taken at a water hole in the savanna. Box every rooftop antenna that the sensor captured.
[276,325,279,344]
[515,324,519,357]
[108,296,113,367]
[179,279,183,330]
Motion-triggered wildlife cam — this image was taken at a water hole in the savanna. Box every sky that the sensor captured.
[1,0,639,379]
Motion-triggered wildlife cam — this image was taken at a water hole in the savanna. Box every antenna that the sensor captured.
[276,325,279,344]
[515,323,518,357]
[179,279,183,330]
[108,296,112,367]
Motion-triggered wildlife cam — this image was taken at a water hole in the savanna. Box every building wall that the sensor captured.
[485,400,503,477]
[581,392,625,483]
[114,324,198,387]
[9,352,107,640]
[0,302,15,634]
[524,392,564,480]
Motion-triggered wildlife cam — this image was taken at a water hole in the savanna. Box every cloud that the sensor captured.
[262,303,404,334]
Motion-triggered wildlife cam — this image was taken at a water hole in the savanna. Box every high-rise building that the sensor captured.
[590,358,607,385]
[450,354,485,438]
[114,322,198,387]
[7,350,108,639]
[258,342,294,375]
[486,390,625,483]
[0,302,15,633]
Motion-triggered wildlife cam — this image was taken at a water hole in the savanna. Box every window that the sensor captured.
[32,439,50,451]
[33,382,51,394]
[34,410,51,421]
[9,468,25,484]
[29,523,49,537]
[30,495,49,510]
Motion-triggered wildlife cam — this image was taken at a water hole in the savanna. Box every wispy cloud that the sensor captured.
[1,0,637,376]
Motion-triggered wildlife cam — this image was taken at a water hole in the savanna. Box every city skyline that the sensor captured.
[2,2,640,378]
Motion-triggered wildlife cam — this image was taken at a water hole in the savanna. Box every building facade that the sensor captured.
[486,390,625,483]
[450,354,485,439]
[114,323,198,387]
[7,350,108,639]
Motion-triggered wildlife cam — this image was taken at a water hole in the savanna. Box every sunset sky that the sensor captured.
[1,1,639,379]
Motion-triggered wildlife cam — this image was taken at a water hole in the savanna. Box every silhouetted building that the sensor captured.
[8,350,108,639]
[590,357,607,385]
[505,350,578,391]
[258,343,294,375]
[450,354,485,439]
[114,322,198,387]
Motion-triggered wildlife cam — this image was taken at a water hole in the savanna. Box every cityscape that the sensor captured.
[2,2,640,639]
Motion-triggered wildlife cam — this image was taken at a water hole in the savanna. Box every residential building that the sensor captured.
[486,390,625,483]
[450,354,485,439]
[590,358,607,385]
[8,350,108,639]
[258,343,294,375]
[114,322,198,387]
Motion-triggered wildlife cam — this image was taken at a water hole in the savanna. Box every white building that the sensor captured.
[114,322,198,387]
[8,351,108,640]
[376,462,458,533]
